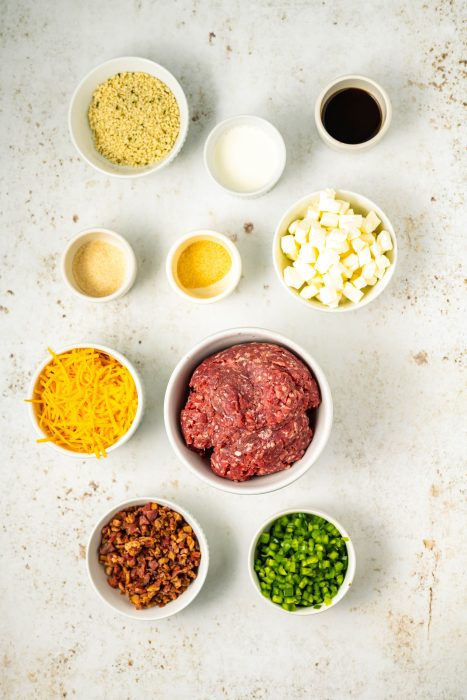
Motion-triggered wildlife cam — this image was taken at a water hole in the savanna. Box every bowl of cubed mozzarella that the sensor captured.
[273,189,397,311]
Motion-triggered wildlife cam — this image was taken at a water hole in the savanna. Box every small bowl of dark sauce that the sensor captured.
[315,75,391,151]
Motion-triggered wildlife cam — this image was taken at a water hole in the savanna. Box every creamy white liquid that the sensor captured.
[213,125,278,193]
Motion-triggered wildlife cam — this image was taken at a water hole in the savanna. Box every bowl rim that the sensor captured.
[61,227,137,303]
[248,506,356,615]
[68,56,189,179]
[163,326,333,495]
[165,229,242,304]
[86,496,210,620]
[314,74,392,152]
[273,188,398,313]
[203,114,287,198]
[27,343,144,458]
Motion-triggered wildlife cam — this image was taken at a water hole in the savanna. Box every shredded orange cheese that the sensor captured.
[27,347,138,457]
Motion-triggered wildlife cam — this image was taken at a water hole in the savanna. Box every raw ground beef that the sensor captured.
[180,342,321,481]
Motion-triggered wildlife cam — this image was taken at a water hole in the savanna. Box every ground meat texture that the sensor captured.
[180,342,321,481]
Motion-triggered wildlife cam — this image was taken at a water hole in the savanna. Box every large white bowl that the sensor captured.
[86,497,209,620]
[273,189,397,312]
[164,327,333,495]
[28,343,144,458]
[68,56,189,178]
[248,507,356,615]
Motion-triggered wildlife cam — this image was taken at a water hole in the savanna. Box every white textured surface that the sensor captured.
[0,1,465,699]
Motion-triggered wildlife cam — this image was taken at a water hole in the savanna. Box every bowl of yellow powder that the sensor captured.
[62,228,137,302]
[166,230,242,303]
[68,57,189,178]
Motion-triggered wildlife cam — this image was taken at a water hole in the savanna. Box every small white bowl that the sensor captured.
[203,115,286,198]
[87,497,209,620]
[273,189,397,312]
[69,56,189,178]
[164,327,333,495]
[314,75,391,152]
[28,343,144,458]
[166,230,242,304]
[62,228,137,302]
[248,507,356,615]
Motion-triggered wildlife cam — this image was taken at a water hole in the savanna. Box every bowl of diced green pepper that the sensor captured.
[248,509,356,614]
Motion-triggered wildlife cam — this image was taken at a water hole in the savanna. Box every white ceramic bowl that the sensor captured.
[69,56,189,178]
[314,74,392,152]
[62,228,137,302]
[164,327,333,495]
[28,343,144,458]
[166,230,242,304]
[87,497,209,620]
[273,189,397,312]
[203,115,286,198]
[248,507,356,615]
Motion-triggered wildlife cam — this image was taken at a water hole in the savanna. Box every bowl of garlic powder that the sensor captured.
[62,228,137,302]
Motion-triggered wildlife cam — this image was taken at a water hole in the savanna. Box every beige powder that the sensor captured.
[72,239,125,297]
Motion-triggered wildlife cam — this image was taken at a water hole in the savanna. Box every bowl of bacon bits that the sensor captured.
[87,498,209,619]
[27,344,143,458]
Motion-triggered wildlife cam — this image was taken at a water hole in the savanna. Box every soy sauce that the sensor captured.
[322,88,382,145]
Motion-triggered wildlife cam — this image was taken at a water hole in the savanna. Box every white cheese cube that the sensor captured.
[342,282,364,304]
[326,230,348,250]
[366,276,378,285]
[361,232,376,245]
[342,253,359,271]
[335,240,350,254]
[339,214,363,229]
[375,268,385,280]
[295,220,310,244]
[318,285,339,306]
[293,259,316,282]
[362,210,381,234]
[298,243,317,263]
[377,230,393,252]
[375,254,391,271]
[362,261,377,279]
[308,227,326,250]
[370,242,381,258]
[319,192,341,213]
[353,274,368,289]
[288,220,300,234]
[342,265,353,279]
[320,212,340,228]
[281,235,299,260]
[346,225,361,240]
[323,272,344,291]
[347,209,354,215]
[321,188,336,199]
[305,206,320,221]
[336,199,350,214]
[351,237,366,254]
[358,247,372,266]
[300,283,321,299]
[284,265,305,289]
[315,249,339,274]
[328,297,342,309]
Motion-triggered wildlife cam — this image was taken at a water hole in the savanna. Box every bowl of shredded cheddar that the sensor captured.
[27,344,144,458]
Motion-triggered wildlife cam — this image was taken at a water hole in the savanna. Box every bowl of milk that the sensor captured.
[203,115,286,198]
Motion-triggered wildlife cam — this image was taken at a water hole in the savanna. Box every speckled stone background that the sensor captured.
[0,1,465,698]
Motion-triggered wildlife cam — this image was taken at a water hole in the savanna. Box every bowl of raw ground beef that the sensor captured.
[164,327,333,495]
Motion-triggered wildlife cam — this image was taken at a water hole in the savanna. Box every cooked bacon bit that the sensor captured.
[98,502,201,609]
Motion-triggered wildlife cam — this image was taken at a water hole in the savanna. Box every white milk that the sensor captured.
[213,125,279,193]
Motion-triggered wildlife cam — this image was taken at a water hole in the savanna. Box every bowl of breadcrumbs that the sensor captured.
[69,56,189,177]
